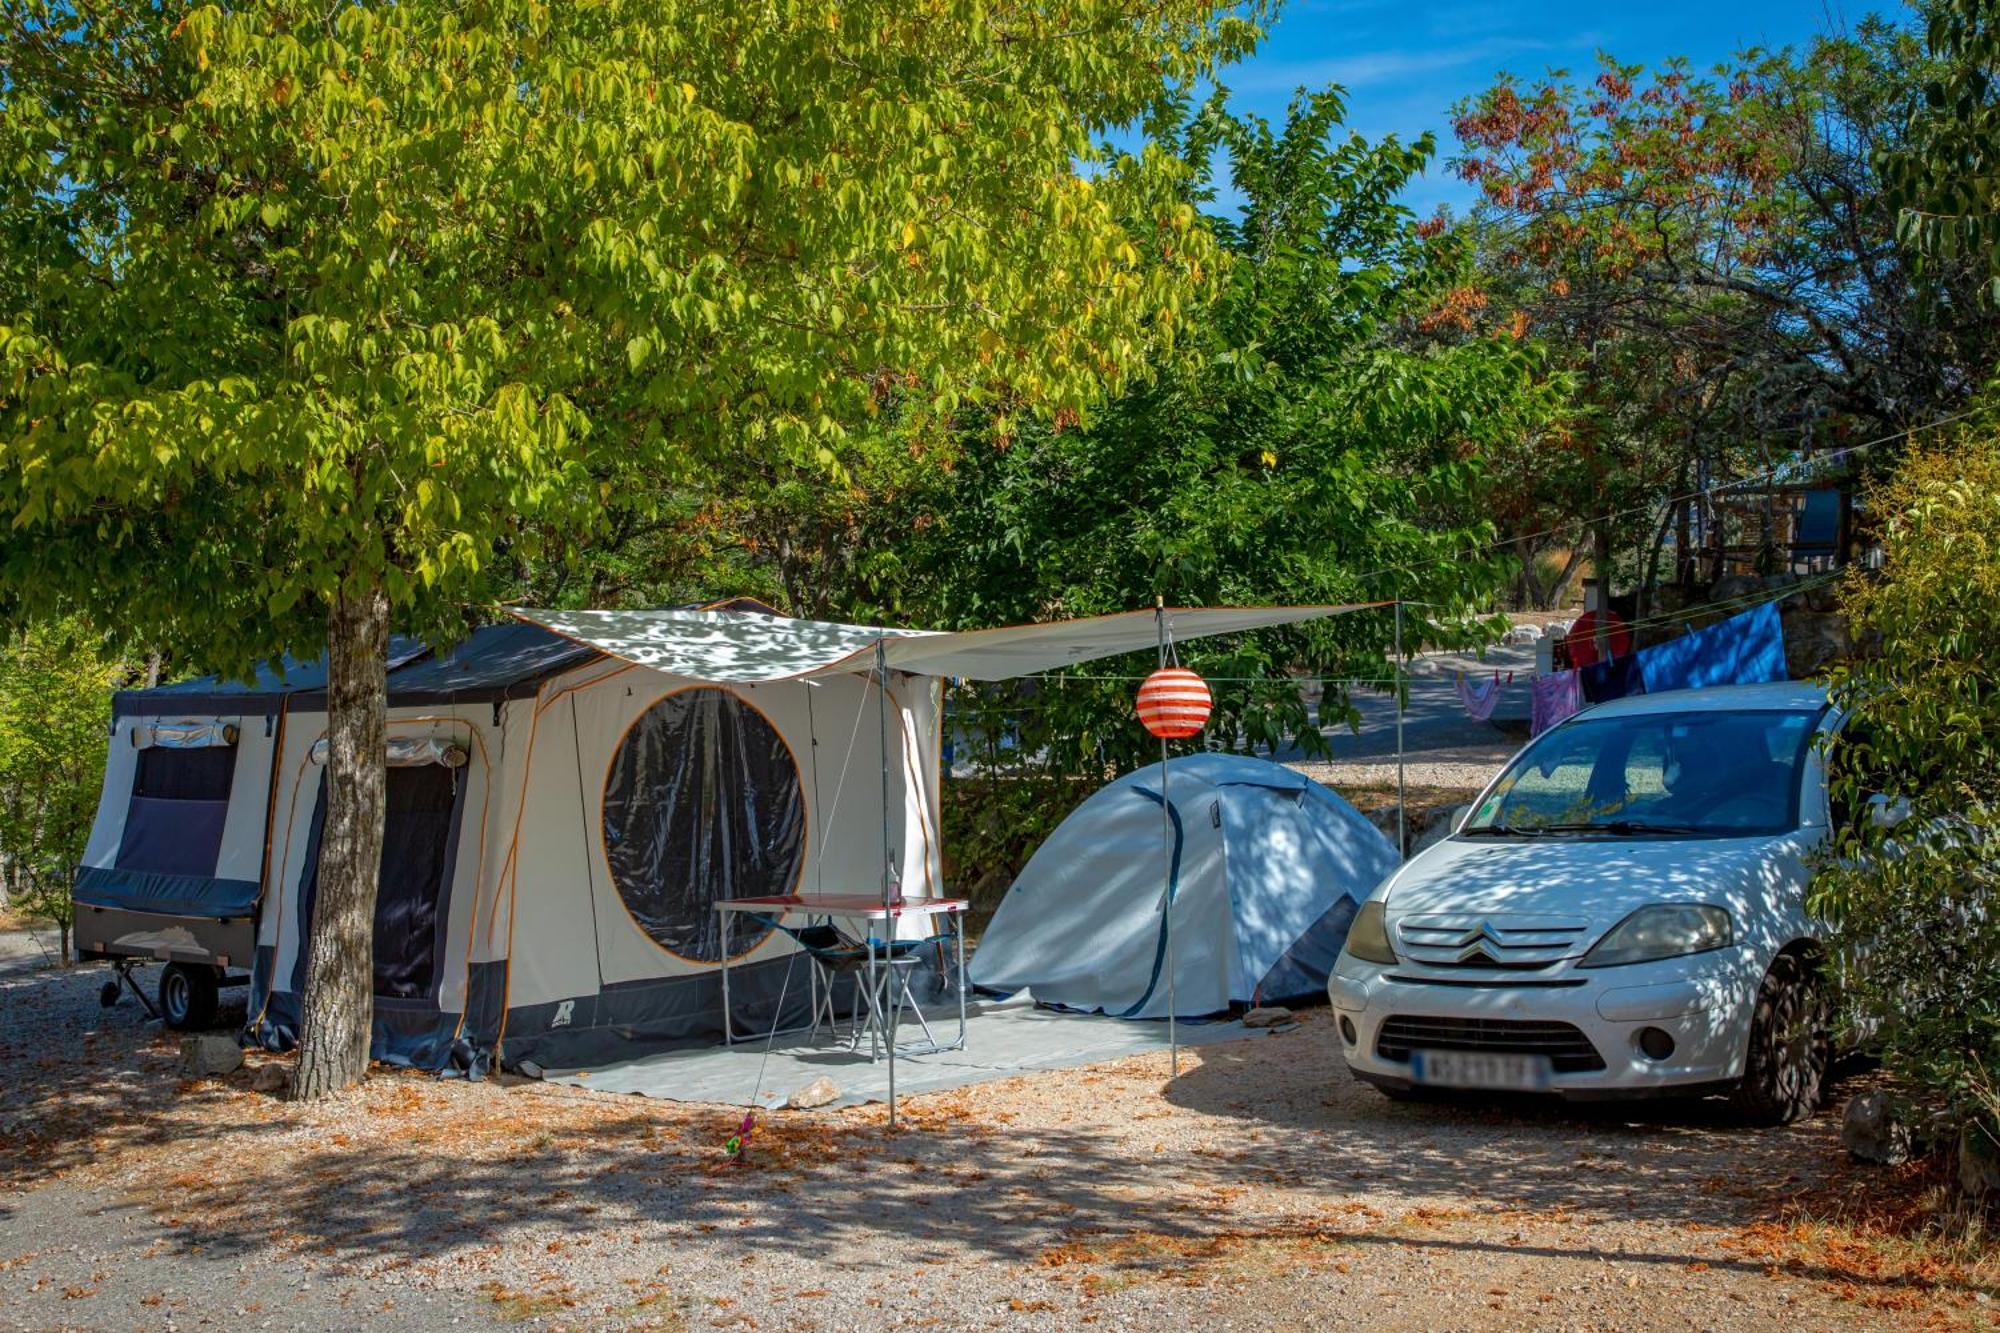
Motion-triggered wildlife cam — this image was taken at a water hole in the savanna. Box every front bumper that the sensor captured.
[1330,952,1761,1097]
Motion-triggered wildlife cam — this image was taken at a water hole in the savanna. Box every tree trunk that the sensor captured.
[1589,522,1617,659]
[1675,497,1693,590]
[1637,475,1685,625]
[1512,539,1545,610]
[291,579,390,1101]
[1545,546,1584,611]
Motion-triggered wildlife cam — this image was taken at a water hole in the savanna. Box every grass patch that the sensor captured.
[1727,1155,2000,1318]
[1036,1221,1363,1293]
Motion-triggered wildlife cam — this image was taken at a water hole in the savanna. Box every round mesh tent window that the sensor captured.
[602,688,806,962]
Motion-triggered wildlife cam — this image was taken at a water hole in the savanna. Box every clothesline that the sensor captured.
[1014,574,1834,687]
[1529,598,1792,736]
[1550,572,1841,645]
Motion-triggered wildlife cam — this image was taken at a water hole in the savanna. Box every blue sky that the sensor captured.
[1206,0,1873,215]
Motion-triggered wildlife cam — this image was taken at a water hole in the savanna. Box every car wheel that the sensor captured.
[1730,952,1830,1127]
[158,963,219,1031]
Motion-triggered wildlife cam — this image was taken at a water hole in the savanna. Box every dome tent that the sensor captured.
[969,754,1398,1017]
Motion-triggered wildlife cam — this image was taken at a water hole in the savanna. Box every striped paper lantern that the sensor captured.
[1136,667,1213,739]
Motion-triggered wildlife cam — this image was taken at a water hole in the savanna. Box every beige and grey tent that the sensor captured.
[77,602,1367,1071]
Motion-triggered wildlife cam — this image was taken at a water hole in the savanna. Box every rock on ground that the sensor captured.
[1841,1090,1914,1166]
[785,1074,840,1109]
[178,1033,242,1078]
[1960,1125,2000,1198]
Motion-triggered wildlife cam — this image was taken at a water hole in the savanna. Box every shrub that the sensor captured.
[0,623,121,963]
[1810,432,2000,1189]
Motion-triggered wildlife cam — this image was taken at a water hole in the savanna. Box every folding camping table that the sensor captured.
[713,894,969,1058]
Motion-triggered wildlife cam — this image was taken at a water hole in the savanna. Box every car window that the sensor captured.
[1623,730,1669,800]
[1466,709,1818,838]
[1494,736,1597,824]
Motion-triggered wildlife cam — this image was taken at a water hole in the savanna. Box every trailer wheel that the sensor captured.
[159,963,219,1031]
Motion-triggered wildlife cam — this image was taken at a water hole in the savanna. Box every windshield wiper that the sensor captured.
[1459,823,1562,837]
[1530,820,1709,837]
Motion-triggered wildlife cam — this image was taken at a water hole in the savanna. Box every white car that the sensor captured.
[1331,682,1839,1125]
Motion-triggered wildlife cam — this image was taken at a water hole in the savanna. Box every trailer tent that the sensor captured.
[77,602,1370,1070]
[968,755,1399,1017]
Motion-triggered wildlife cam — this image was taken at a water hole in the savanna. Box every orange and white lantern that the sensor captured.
[1136,667,1213,739]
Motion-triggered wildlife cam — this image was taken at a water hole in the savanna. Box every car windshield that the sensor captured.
[1463,708,1819,838]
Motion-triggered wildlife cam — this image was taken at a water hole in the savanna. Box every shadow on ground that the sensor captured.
[1,957,1953,1306]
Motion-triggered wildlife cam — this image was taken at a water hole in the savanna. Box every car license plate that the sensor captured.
[1409,1049,1552,1091]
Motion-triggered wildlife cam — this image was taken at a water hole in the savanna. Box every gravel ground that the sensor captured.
[4,945,1992,1331]
[1287,756,1508,794]
[1278,641,1531,795]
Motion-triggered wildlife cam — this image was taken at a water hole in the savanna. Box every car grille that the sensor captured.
[1396,914,1589,969]
[1374,1016,1606,1073]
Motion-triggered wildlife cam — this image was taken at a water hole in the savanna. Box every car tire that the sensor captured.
[159,963,219,1031]
[1730,952,1830,1127]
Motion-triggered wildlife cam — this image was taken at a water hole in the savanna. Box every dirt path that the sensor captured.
[2,957,1992,1331]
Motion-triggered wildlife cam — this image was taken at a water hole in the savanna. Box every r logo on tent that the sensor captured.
[551,1000,575,1029]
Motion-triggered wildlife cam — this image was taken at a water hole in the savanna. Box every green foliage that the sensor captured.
[1454,22,1997,604]
[0,622,122,961]
[556,91,1559,891]
[1884,0,2000,294]
[0,0,1268,1088]
[1451,50,1805,589]
[0,0,1257,664]
[1809,431,2000,1151]
[879,91,1558,886]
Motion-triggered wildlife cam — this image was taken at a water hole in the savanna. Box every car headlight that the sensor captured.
[1578,904,1732,968]
[1343,901,1398,965]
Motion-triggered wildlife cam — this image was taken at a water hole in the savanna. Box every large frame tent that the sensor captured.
[76,602,1369,1071]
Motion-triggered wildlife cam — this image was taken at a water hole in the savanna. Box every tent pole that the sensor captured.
[1394,600,1406,858]
[876,639,897,1129]
[1156,600,1177,1079]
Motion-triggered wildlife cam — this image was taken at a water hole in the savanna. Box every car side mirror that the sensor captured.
[1866,793,1912,829]
[1448,803,1473,835]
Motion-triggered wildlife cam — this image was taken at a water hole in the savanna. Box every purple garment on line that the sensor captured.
[1530,669,1582,737]
[1456,672,1505,723]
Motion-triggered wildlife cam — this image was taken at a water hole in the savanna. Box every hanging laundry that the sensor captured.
[1530,669,1583,736]
[1580,653,1647,704]
[1456,671,1505,723]
[1636,601,1788,693]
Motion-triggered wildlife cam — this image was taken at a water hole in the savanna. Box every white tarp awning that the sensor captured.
[514,604,1381,683]
[863,606,1380,680]
[517,608,939,681]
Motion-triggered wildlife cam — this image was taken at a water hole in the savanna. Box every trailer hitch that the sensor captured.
[101,959,161,1020]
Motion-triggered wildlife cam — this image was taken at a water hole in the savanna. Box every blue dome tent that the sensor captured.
[970,754,1398,1018]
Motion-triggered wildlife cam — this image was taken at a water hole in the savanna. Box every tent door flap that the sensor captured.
[293,762,467,1004]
